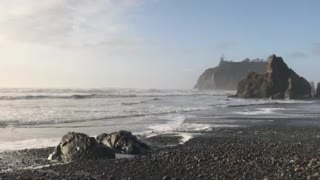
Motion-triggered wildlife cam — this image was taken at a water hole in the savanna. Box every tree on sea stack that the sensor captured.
[236,54,312,99]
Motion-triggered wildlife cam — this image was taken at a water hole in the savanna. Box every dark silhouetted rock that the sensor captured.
[236,72,269,98]
[315,82,320,98]
[96,130,149,155]
[236,55,311,99]
[310,82,316,96]
[194,57,267,90]
[48,132,115,162]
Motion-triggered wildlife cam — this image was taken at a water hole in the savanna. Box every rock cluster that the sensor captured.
[48,132,115,162]
[96,130,150,155]
[236,55,311,99]
[48,131,149,162]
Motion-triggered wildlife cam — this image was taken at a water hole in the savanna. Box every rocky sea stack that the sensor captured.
[194,57,267,90]
[236,55,312,99]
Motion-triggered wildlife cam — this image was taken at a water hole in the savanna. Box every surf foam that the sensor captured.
[234,108,285,115]
[0,138,60,152]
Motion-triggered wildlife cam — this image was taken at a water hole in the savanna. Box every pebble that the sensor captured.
[2,126,320,179]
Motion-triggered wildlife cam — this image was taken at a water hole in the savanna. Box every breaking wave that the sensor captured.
[0,88,233,101]
[234,108,285,115]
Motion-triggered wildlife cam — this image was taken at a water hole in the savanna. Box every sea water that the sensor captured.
[0,88,319,151]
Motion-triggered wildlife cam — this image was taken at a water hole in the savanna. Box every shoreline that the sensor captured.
[2,123,320,179]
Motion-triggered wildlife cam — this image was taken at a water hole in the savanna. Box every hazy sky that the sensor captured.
[0,0,319,89]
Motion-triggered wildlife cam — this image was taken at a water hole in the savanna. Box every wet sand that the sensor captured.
[2,121,320,179]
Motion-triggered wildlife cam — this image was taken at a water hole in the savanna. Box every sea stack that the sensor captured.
[236,54,311,99]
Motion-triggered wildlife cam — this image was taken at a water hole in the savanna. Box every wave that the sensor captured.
[0,92,225,101]
[0,94,100,100]
[233,108,285,115]
[226,99,315,108]
[0,138,60,152]
[227,102,280,108]
[0,88,232,101]
[5,106,211,127]
[121,98,161,106]
[121,101,143,106]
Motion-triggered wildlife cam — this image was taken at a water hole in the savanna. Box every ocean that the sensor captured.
[0,88,319,151]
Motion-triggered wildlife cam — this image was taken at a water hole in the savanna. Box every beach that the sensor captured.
[2,119,320,179]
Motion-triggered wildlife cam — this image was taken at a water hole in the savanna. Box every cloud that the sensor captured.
[0,0,144,48]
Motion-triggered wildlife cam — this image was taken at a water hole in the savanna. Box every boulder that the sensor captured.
[48,132,115,162]
[96,130,149,155]
[236,55,311,99]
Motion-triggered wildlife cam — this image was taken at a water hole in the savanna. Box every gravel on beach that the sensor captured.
[2,126,320,180]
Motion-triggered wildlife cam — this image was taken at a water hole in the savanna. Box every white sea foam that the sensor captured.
[0,138,60,152]
[178,133,194,144]
[148,114,188,133]
[177,123,212,131]
[234,108,285,115]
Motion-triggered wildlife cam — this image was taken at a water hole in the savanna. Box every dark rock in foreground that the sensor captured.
[96,130,150,155]
[48,132,115,162]
[194,57,267,90]
[236,55,311,99]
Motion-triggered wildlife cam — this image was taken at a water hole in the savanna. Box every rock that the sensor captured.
[236,72,269,98]
[236,55,311,99]
[194,57,267,90]
[48,132,115,162]
[315,82,320,98]
[310,82,316,96]
[96,130,149,155]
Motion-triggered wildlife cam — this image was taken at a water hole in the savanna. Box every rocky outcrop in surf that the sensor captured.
[96,130,150,155]
[310,82,316,97]
[236,55,311,99]
[194,57,267,90]
[315,82,320,98]
[48,132,115,162]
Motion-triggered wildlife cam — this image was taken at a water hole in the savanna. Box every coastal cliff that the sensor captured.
[194,58,267,90]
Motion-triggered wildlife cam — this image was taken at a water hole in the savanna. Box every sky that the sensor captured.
[0,0,319,89]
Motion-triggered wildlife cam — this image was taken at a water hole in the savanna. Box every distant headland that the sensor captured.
[194,56,267,90]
